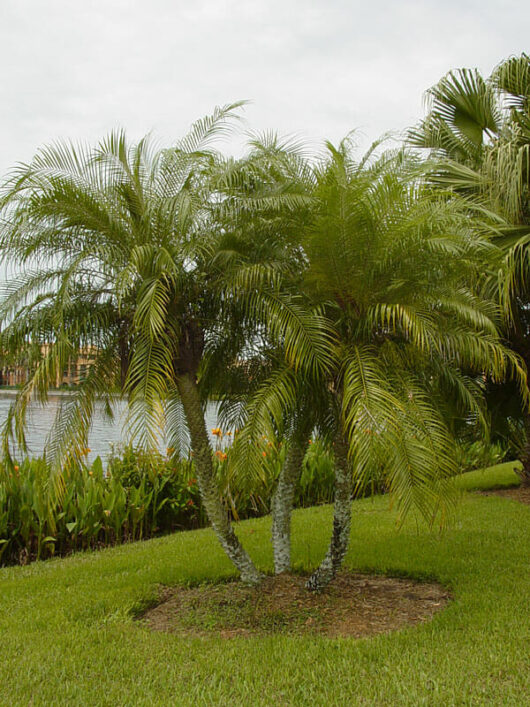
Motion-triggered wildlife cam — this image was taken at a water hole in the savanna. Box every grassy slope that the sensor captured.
[0,461,528,706]
[455,460,522,491]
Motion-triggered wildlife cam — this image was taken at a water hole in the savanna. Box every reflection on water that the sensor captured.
[0,392,220,463]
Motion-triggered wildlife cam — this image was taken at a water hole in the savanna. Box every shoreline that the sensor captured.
[0,388,120,398]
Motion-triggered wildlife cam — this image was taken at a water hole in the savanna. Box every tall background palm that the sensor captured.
[409,53,530,482]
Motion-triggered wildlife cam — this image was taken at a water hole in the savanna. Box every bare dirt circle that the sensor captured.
[480,485,530,505]
[140,572,450,639]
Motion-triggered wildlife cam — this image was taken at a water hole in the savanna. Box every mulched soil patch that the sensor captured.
[479,485,530,505]
[140,572,450,639]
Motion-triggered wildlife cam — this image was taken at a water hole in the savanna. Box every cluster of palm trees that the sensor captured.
[0,54,528,590]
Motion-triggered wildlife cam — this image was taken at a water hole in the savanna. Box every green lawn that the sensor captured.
[0,461,528,705]
[454,459,522,491]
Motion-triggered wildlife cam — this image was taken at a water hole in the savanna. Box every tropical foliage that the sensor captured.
[409,53,530,481]
[0,439,338,567]
[0,450,199,566]
[232,137,527,588]
[0,54,529,588]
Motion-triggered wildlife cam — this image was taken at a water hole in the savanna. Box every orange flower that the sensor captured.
[187,499,195,507]
[88,471,93,476]
[13,465,19,471]
[215,450,227,461]
[262,451,267,458]
[187,478,197,487]
[211,428,222,437]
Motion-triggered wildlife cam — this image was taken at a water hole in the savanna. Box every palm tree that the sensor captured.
[235,138,527,590]
[409,54,530,483]
[0,106,332,584]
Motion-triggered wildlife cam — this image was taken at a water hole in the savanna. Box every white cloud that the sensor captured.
[0,0,528,177]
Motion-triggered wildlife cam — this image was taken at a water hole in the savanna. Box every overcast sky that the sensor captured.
[0,0,528,178]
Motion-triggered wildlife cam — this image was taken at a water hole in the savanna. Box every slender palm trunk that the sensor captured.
[512,346,530,487]
[306,431,352,591]
[271,422,311,574]
[520,411,530,487]
[176,372,262,584]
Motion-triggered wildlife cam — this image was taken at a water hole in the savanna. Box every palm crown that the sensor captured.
[409,54,530,481]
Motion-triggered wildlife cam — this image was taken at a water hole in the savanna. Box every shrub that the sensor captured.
[0,450,201,566]
[0,436,349,567]
[455,439,508,473]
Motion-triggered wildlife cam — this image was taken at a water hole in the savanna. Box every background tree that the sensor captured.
[410,53,530,482]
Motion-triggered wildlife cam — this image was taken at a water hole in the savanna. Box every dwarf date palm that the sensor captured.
[0,106,332,583]
[235,138,526,589]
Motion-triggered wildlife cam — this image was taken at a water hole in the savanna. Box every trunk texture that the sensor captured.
[271,423,311,574]
[520,411,530,487]
[306,432,352,591]
[176,372,262,584]
[510,341,530,487]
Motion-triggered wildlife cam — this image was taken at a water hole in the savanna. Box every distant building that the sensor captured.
[0,346,97,387]
[0,366,26,387]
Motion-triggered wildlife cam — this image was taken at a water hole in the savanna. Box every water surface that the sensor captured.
[0,391,220,463]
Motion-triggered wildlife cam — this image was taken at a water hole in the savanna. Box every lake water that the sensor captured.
[0,391,220,463]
